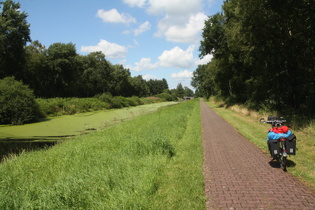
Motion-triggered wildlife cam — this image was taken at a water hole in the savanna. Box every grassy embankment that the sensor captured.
[206,98,315,192]
[0,100,205,209]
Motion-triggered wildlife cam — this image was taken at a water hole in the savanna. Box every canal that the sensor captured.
[0,102,177,161]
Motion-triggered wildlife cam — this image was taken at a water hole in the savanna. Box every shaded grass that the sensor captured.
[206,98,315,192]
[0,100,205,209]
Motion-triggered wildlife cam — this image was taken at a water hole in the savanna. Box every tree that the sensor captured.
[46,42,81,96]
[79,52,111,97]
[196,0,315,113]
[184,86,194,97]
[199,12,226,59]
[130,75,150,97]
[0,0,31,79]
[24,41,52,97]
[192,64,217,98]
[147,79,168,95]
[175,83,185,99]
[110,64,133,97]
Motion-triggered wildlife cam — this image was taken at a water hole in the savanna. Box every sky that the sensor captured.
[18,0,224,90]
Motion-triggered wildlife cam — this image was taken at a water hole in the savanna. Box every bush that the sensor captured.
[110,96,128,108]
[98,93,113,104]
[126,97,141,106]
[0,77,43,125]
[37,97,110,116]
[155,93,176,101]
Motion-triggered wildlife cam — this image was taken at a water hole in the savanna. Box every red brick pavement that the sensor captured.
[200,100,315,209]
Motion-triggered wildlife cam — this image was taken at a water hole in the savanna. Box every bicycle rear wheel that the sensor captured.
[280,156,287,171]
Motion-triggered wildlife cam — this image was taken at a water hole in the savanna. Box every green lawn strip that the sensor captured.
[0,100,205,209]
[206,100,315,192]
[151,99,205,209]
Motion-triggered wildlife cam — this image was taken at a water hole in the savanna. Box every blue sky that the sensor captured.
[19,0,224,90]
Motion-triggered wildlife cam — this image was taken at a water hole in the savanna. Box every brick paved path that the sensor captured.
[201,100,315,209]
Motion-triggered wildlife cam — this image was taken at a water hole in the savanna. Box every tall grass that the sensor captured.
[0,100,205,209]
[206,98,315,191]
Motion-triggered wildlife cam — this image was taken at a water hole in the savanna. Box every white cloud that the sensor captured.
[164,12,207,43]
[143,74,160,80]
[122,0,207,44]
[80,39,128,59]
[158,45,195,69]
[147,0,205,44]
[171,70,193,80]
[123,0,147,8]
[96,9,136,24]
[123,21,151,36]
[124,0,202,14]
[134,21,151,36]
[147,0,202,16]
[128,45,198,72]
[130,58,158,72]
[133,39,140,46]
[195,53,213,65]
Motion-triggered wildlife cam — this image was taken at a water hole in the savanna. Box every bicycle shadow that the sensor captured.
[269,159,296,169]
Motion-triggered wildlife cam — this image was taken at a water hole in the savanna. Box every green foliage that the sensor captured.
[175,83,185,98]
[199,12,226,58]
[0,0,31,79]
[147,79,168,95]
[130,75,150,97]
[195,0,315,115]
[0,100,205,209]
[155,92,176,101]
[0,77,42,124]
[36,97,110,117]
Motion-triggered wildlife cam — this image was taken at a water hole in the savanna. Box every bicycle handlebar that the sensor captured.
[260,117,286,125]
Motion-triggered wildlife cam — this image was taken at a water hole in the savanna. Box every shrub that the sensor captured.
[126,97,140,106]
[155,93,176,101]
[110,96,128,108]
[37,98,110,116]
[98,93,113,104]
[0,77,43,125]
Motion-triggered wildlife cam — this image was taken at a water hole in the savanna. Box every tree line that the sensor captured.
[0,0,194,99]
[192,0,314,115]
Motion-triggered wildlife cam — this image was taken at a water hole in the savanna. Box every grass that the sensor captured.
[0,99,205,209]
[206,98,315,192]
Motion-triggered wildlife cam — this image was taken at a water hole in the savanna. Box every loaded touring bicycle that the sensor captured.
[260,116,297,171]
